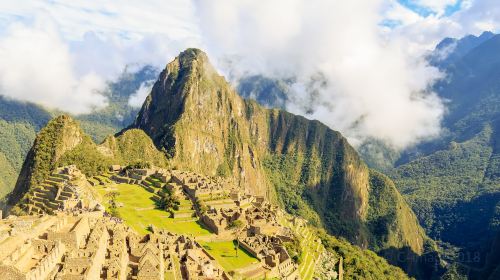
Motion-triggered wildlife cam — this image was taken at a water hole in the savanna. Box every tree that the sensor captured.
[227,220,244,230]
[234,239,240,257]
[157,189,180,212]
[105,191,121,218]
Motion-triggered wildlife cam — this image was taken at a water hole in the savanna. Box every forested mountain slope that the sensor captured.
[391,32,500,275]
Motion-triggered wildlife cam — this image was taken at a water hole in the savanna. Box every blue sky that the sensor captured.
[398,0,464,17]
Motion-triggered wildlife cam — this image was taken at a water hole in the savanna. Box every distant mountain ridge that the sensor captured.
[430,31,496,67]
[390,32,500,279]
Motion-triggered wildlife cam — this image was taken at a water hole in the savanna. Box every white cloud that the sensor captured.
[128,80,155,108]
[0,1,201,114]
[453,0,500,34]
[0,0,498,148]
[0,0,200,41]
[0,19,107,114]
[196,0,445,149]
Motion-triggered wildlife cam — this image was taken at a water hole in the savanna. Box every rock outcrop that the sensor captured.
[8,115,84,206]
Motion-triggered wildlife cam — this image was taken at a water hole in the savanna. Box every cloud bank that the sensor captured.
[196,0,445,148]
[0,20,107,114]
[1,0,499,148]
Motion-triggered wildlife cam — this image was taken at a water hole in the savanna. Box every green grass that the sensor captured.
[96,183,211,236]
[200,240,259,272]
[164,271,175,280]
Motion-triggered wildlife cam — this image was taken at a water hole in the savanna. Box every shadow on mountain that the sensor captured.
[380,246,444,280]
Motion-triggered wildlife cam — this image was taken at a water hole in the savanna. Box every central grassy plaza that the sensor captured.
[96,183,211,236]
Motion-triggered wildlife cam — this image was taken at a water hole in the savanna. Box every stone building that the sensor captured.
[239,234,299,280]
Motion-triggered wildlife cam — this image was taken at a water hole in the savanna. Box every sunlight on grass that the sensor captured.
[96,183,211,236]
[200,240,259,272]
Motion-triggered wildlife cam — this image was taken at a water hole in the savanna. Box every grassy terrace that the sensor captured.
[200,240,259,272]
[280,217,323,280]
[96,183,211,236]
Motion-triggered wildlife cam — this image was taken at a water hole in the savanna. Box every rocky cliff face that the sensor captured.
[131,49,429,265]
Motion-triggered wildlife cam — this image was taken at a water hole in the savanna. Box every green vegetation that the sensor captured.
[216,162,231,177]
[101,129,168,168]
[0,152,17,199]
[226,220,243,230]
[157,188,180,213]
[104,191,121,218]
[316,230,412,280]
[200,240,258,272]
[96,183,211,236]
[393,125,499,250]
[283,235,303,264]
[263,154,322,227]
[58,136,114,177]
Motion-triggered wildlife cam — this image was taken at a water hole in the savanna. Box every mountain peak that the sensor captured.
[177,48,209,63]
[132,48,229,145]
[129,50,428,268]
[166,48,216,80]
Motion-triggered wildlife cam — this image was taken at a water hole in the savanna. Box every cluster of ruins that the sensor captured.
[1,164,344,279]
[0,211,230,280]
[103,167,300,279]
[16,165,101,216]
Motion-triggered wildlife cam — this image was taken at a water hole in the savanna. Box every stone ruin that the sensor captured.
[18,166,99,216]
[0,212,231,280]
[6,164,346,279]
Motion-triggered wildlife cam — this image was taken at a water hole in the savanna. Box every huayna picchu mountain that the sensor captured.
[6,48,439,279]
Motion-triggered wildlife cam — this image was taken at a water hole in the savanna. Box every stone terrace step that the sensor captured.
[204,198,234,204]
[44,180,63,188]
[58,193,73,200]
[27,204,43,214]
[32,191,53,200]
[31,196,47,204]
[51,173,71,181]
[48,175,65,183]
[59,190,73,197]
[177,205,193,211]
[172,212,194,219]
